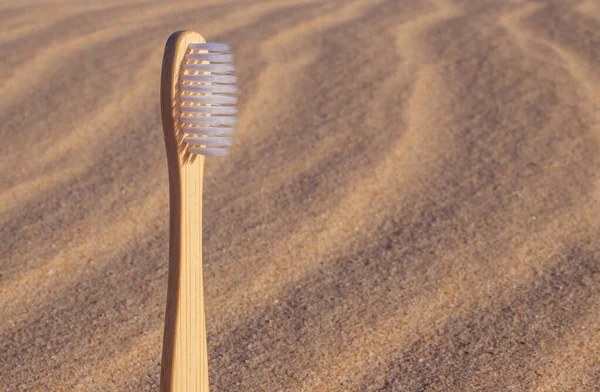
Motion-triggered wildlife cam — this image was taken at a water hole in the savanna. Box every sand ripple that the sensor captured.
[1,0,599,390]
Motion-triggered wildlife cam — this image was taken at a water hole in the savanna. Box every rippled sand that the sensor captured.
[1,0,599,391]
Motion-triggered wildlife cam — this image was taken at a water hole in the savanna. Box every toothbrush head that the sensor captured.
[161,31,237,158]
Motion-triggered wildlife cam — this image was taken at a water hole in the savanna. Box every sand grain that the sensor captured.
[1,0,599,391]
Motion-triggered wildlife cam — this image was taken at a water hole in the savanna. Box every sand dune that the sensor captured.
[1,0,599,391]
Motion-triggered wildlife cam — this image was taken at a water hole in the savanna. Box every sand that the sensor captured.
[1,0,599,390]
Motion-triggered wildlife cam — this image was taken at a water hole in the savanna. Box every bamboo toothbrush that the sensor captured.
[159,30,237,392]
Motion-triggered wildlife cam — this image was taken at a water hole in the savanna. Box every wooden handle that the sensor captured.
[160,31,210,392]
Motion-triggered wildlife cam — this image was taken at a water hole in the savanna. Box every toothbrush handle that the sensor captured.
[161,157,210,391]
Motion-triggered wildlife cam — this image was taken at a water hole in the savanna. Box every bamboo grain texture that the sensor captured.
[160,31,210,392]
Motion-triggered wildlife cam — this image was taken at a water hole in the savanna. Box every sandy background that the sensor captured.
[1,0,600,391]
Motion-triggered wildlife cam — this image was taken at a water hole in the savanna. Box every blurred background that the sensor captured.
[1,0,599,391]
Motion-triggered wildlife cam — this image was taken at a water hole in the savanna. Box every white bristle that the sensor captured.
[181,74,237,84]
[181,84,237,94]
[184,137,233,147]
[181,106,237,115]
[188,42,230,51]
[183,63,235,73]
[181,115,237,126]
[180,41,236,157]
[181,95,238,105]
[185,53,234,62]
[182,127,235,136]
